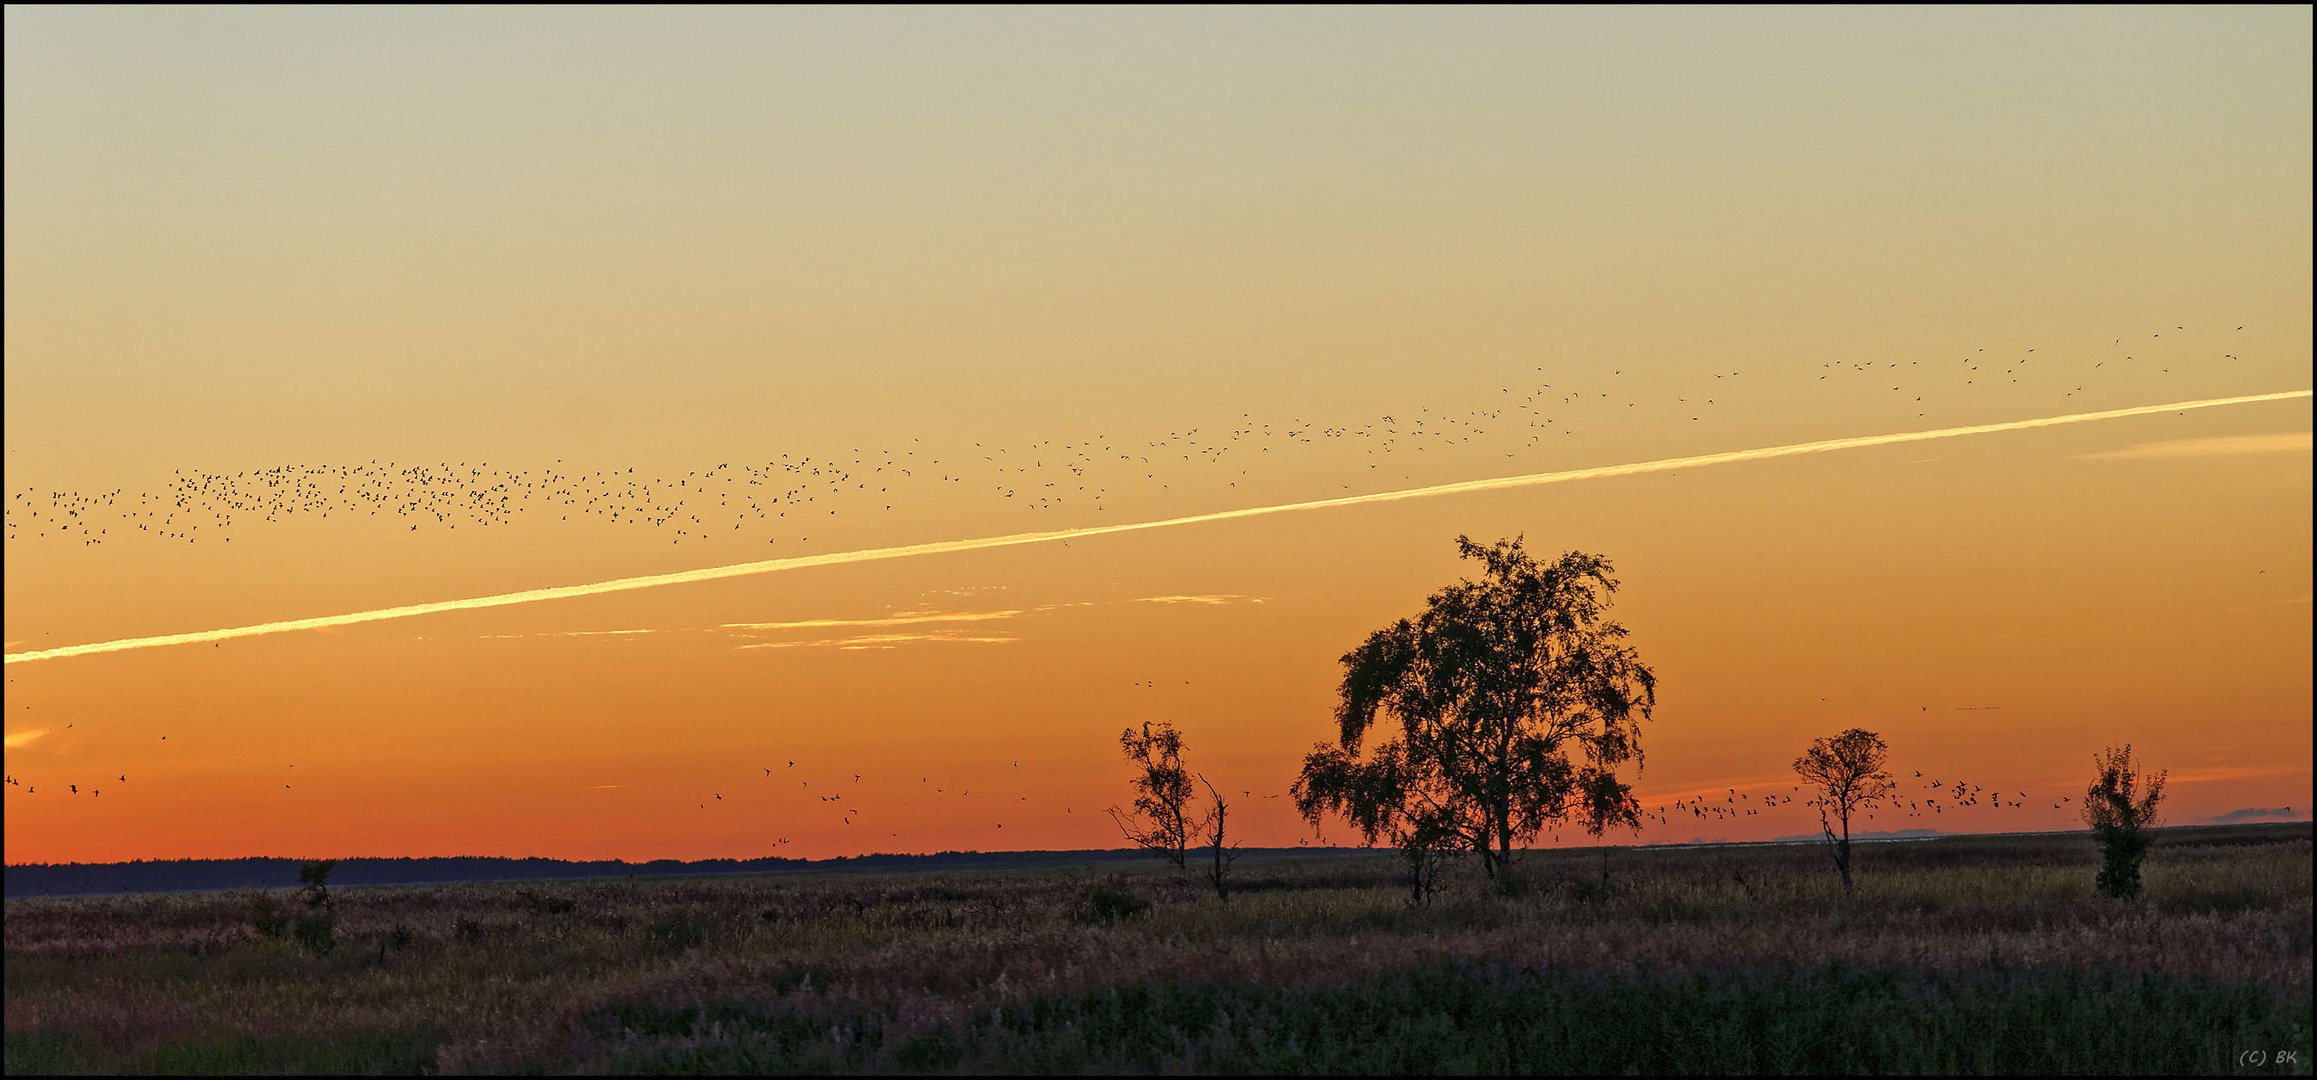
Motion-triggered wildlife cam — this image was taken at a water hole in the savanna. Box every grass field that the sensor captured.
[6,824,2310,1074]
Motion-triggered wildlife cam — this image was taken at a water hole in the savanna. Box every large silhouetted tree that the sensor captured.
[1294,536,1657,895]
[1793,728,1894,895]
[2083,744,2166,898]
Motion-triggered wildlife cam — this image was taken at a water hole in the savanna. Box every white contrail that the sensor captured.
[7,389,2307,666]
[722,610,1026,631]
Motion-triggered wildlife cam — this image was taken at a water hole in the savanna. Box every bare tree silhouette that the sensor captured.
[1294,536,1658,895]
[2083,744,2166,898]
[1794,729,1894,895]
[1196,774,1239,900]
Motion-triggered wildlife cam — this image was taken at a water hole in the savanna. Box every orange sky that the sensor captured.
[5,7,2310,863]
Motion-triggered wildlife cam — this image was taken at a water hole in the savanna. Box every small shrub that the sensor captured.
[374,925,412,962]
[1085,884,1149,923]
[283,860,338,955]
[245,892,290,940]
[455,917,486,944]
[296,861,336,912]
[647,908,711,951]
[291,911,335,957]
[1573,873,1621,905]
[517,889,577,916]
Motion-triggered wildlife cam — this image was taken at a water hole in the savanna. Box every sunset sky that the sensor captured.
[5,6,2309,865]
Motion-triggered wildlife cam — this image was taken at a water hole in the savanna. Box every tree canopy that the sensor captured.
[1294,536,1657,893]
[1109,721,1199,887]
[2083,744,2166,898]
[1793,728,1895,894]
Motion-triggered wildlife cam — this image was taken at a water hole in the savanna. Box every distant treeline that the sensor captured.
[0,848,1370,899]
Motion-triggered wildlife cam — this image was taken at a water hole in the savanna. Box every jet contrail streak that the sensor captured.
[8,389,2307,666]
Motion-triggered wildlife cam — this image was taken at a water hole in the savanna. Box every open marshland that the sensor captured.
[5,824,2309,1075]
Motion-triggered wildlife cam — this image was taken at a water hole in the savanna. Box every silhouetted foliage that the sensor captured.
[1296,741,1458,904]
[296,860,335,909]
[1109,721,1201,889]
[2083,744,2166,898]
[241,862,336,954]
[1295,537,1658,896]
[1794,729,1895,895]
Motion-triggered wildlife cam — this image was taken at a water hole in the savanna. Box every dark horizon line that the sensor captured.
[10,819,2306,873]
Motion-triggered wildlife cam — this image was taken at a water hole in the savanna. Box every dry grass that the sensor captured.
[6,824,2310,1074]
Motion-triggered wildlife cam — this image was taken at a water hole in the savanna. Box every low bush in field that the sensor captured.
[1085,881,1150,923]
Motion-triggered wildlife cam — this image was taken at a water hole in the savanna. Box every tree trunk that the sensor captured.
[1836,804,1855,895]
[1494,795,1516,893]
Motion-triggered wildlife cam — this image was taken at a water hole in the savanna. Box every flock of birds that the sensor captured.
[1649,772,2068,834]
[2,773,126,799]
[2,323,2273,853]
[3,324,2249,550]
[683,758,1079,845]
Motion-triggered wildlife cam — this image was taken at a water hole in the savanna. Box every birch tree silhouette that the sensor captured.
[1295,536,1658,895]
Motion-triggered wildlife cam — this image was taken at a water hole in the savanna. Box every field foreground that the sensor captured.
[6,825,2312,1075]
